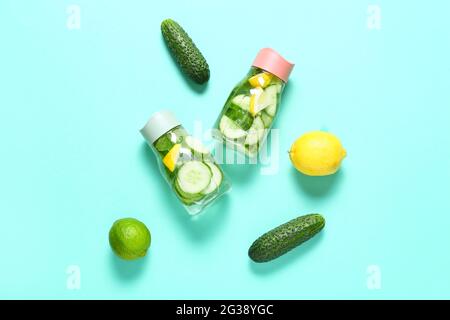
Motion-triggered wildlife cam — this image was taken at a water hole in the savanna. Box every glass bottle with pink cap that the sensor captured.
[213,48,294,157]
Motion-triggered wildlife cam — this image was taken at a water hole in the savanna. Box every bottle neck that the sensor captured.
[248,66,284,83]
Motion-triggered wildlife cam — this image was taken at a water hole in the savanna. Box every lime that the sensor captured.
[289,131,346,176]
[109,218,151,260]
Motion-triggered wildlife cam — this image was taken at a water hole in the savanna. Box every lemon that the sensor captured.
[109,218,151,260]
[289,131,346,176]
[163,143,181,172]
[248,72,273,88]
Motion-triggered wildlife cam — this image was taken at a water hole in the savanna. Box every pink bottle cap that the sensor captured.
[252,48,295,83]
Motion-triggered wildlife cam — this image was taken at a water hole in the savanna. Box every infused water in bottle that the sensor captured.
[214,48,294,157]
[141,110,231,215]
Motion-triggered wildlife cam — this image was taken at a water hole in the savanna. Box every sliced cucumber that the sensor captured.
[275,83,283,94]
[171,127,188,143]
[265,104,277,117]
[260,111,273,128]
[244,117,265,146]
[225,103,254,130]
[245,143,259,158]
[244,131,259,146]
[231,95,250,112]
[201,162,223,195]
[185,136,210,154]
[263,85,278,117]
[174,179,203,203]
[219,115,247,140]
[176,161,212,195]
[154,134,174,155]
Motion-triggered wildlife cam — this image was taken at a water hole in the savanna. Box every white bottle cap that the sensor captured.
[140,110,181,145]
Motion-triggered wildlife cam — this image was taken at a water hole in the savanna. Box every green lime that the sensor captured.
[109,218,151,260]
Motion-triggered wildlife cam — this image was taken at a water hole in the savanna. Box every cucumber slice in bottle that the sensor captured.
[225,103,254,130]
[260,111,273,128]
[219,115,247,140]
[245,117,265,146]
[274,83,283,94]
[176,189,200,205]
[176,161,212,195]
[167,127,188,144]
[174,179,204,202]
[245,143,259,157]
[231,95,251,112]
[185,136,210,154]
[154,134,175,155]
[265,103,277,117]
[201,162,223,195]
[263,85,278,117]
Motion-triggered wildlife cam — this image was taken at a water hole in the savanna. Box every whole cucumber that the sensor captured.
[161,19,210,84]
[249,214,325,263]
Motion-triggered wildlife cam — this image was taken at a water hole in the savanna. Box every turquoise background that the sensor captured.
[1,0,449,299]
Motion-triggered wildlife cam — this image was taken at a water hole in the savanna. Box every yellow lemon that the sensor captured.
[289,131,346,176]
[163,143,181,172]
[248,72,273,88]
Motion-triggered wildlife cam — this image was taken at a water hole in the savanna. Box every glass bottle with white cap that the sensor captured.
[213,48,294,157]
[141,110,231,215]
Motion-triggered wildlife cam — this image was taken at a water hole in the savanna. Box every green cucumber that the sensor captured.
[154,134,175,156]
[176,190,199,205]
[274,83,283,94]
[170,127,188,144]
[260,111,273,128]
[176,161,212,195]
[225,103,254,131]
[245,144,259,157]
[248,214,325,263]
[244,116,265,146]
[155,127,188,156]
[185,136,209,154]
[201,162,223,195]
[161,19,210,84]
[178,196,195,206]
[219,115,247,140]
[174,179,204,202]
[231,95,251,112]
[263,85,278,117]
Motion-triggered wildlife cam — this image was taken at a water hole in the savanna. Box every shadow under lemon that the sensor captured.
[249,231,325,275]
[290,167,344,198]
[140,143,230,243]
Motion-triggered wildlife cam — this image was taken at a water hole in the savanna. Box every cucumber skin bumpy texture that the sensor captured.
[248,214,325,263]
[161,19,210,84]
